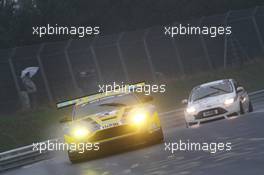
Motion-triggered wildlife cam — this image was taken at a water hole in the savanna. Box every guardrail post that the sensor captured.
[170,30,185,76]
[143,29,157,82]
[36,43,53,102]
[117,33,130,83]
[199,17,213,70]
[90,44,103,84]
[223,11,231,69]
[8,48,20,95]
[252,6,264,54]
[64,39,80,95]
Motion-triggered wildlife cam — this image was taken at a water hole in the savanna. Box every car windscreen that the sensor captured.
[190,81,233,102]
[73,94,139,119]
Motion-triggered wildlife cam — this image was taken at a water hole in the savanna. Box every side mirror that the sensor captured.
[236,86,244,93]
[142,95,154,103]
[59,116,72,123]
[182,99,188,105]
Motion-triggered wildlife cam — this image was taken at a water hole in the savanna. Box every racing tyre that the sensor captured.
[185,121,190,128]
[68,155,78,164]
[239,102,245,115]
[69,158,79,164]
[185,122,189,128]
[248,101,253,112]
[148,129,164,144]
[155,129,164,143]
[68,151,85,164]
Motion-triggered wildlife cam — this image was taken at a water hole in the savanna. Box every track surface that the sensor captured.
[2,103,264,175]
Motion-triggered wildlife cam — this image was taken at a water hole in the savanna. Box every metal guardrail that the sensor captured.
[160,108,185,128]
[0,140,56,172]
[248,89,264,104]
[0,90,264,172]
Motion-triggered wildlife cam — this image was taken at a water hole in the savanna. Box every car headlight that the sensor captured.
[71,127,90,139]
[131,109,148,124]
[224,98,234,106]
[186,106,196,114]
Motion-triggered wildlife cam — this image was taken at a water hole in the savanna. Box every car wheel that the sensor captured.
[155,129,164,143]
[248,101,253,112]
[240,102,245,115]
[148,129,164,144]
[68,151,85,164]
[185,121,189,128]
[68,152,78,164]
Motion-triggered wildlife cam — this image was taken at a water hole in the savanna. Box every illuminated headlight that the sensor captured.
[186,106,196,114]
[224,98,235,106]
[131,109,148,124]
[71,127,90,139]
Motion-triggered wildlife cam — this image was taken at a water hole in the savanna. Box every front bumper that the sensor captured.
[65,123,162,156]
[185,101,240,125]
[67,128,162,161]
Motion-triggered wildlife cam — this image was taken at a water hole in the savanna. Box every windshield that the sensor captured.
[73,94,139,119]
[190,81,233,102]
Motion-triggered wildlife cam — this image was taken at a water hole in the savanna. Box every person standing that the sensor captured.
[22,72,37,110]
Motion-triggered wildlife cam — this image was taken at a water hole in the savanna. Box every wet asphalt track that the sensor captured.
[2,102,264,175]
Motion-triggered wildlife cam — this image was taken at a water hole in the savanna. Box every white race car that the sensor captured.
[183,79,253,128]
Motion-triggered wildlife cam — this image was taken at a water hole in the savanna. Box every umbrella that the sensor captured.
[21,67,39,78]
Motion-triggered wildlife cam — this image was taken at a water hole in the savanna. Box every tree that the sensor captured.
[0,0,264,48]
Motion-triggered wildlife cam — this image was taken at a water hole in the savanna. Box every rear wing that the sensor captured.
[56,82,145,109]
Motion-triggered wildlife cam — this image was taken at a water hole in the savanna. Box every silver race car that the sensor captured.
[183,79,253,128]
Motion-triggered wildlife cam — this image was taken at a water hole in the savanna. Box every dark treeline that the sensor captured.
[0,0,264,49]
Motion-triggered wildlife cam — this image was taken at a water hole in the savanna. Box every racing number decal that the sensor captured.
[101,122,119,129]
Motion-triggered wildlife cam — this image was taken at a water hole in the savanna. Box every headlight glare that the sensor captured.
[186,106,196,114]
[72,127,90,139]
[131,108,148,124]
[133,113,147,124]
[224,98,234,106]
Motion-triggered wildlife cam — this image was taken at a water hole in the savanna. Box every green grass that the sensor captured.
[0,59,264,152]
[0,107,71,152]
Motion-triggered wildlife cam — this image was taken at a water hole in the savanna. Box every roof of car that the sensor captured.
[195,79,232,89]
[57,82,145,109]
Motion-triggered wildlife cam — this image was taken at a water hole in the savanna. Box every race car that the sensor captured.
[183,79,253,128]
[57,82,164,163]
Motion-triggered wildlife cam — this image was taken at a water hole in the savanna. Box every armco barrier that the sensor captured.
[0,90,263,172]
[248,89,264,104]
[160,108,185,128]
[0,139,57,172]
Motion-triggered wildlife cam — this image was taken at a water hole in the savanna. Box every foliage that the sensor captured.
[0,0,264,48]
